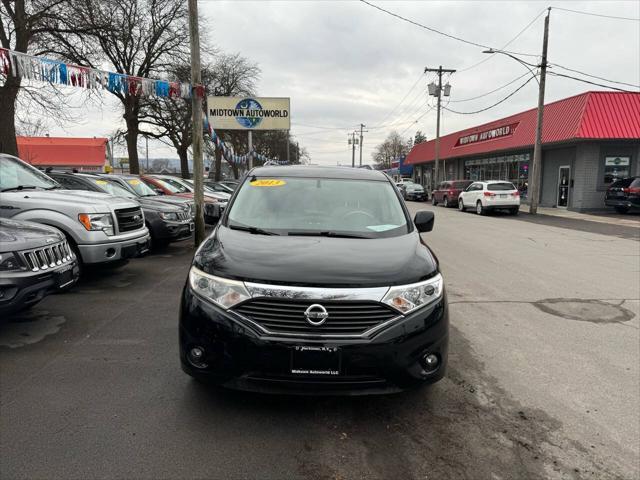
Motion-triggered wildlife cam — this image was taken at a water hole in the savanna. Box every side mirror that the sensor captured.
[414,210,434,233]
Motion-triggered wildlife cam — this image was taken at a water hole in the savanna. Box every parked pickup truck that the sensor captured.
[0,154,150,270]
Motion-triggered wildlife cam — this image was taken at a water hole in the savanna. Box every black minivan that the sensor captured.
[180,166,448,394]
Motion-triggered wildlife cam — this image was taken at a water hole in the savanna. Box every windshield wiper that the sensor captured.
[287,231,370,239]
[1,185,38,192]
[228,224,279,236]
[44,185,61,190]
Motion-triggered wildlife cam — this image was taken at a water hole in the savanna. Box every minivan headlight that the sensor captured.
[188,266,251,309]
[382,273,444,314]
[159,211,179,221]
[78,213,114,235]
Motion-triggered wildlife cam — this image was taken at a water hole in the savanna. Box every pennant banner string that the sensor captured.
[0,47,205,100]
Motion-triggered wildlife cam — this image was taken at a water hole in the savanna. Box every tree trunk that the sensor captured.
[0,76,21,156]
[178,146,190,178]
[123,97,140,174]
[214,147,222,181]
[231,162,239,179]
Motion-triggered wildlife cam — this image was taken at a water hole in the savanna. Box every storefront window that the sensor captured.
[464,153,530,198]
[603,156,631,185]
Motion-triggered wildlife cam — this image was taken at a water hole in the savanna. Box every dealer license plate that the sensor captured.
[189,222,195,232]
[291,346,341,376]
[500,194,508,198]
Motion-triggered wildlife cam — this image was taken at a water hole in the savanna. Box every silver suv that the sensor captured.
[0,154,150,269]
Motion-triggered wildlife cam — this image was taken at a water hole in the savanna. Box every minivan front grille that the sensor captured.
[177,210,191,221]
[20,240,74,272]
[232,298,399,337]
[115,207,144,232]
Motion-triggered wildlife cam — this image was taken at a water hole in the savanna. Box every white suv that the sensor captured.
[458,181,520,215]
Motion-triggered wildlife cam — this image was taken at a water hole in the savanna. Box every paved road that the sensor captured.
[1,205,638,480]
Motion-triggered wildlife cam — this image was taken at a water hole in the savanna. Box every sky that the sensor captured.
[22,0,640,166]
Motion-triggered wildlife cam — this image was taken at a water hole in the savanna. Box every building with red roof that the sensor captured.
[405,91,640,211]
[17,136,109,171]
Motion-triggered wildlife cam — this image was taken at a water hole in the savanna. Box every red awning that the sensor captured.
[17,136,108,167]
[405,91,640,165]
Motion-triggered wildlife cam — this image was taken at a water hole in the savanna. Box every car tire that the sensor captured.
[432,196,437,206]
[443,196,449,208]
[615,206,630,214]
[458,199,465,212]
[476,201,485,215]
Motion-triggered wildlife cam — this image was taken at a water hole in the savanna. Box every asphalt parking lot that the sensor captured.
[1,204,639,480]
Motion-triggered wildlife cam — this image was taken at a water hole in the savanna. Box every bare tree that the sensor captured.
[0,0,93,155]
[372,131,411,170]
[44,0,190,174]
[141,52,260,179]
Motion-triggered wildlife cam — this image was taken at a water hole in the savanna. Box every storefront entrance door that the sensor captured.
[557,166,570,208]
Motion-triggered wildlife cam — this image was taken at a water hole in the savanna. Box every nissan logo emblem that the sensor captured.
[304,304,329,326]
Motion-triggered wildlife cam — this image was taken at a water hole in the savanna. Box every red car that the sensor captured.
[140,175,223,224]
[432,180,473,208]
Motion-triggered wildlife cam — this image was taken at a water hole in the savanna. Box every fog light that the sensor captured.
[422,353,439,373]
[188,346,208,368]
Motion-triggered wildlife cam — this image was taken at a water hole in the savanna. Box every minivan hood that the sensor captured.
[194,226,438,288]
[2,189,138,212]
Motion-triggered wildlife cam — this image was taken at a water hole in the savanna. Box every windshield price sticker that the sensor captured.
[250,179,286,187]
[128,179,141,185]
[96,180,108,185]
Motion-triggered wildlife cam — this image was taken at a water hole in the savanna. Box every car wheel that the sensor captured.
[458,199,465,212]
[476,201,485,215]
[432,196,437,206]
[615,206,630,214]
[443,196,449,208]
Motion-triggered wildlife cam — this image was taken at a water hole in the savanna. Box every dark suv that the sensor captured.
[180,166,448,395]
[605,177,640,214]
[0,218,79,316]
[48,171,193,248]
[432,180,473,208]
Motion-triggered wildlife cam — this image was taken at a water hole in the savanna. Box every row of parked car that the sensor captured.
[0,153,238,317]
[396,178,521,215]
[398,175,640,215]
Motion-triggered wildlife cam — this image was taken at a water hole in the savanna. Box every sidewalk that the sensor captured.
[521,206,640,228]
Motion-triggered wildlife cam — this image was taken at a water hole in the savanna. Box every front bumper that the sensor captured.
[406,192,427,201]
[151,219,194,243]
[78,231,150,264]
[0,261,80,316]
[179,287,449,395]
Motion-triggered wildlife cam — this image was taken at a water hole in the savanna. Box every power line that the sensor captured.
[359,0,538,57]
[552,6,640,22]
[444,75,537,115]
[399,104,436,137]
[547,71,636,92]
[369,72,425,128]
[458,9,547,73]
[291,122,355,130]
[549,63,640,89]
[450,71,531,103]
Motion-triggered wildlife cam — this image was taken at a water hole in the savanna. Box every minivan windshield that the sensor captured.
[92,179,136,198]
[227,177,409,238]
[0,156,59,191]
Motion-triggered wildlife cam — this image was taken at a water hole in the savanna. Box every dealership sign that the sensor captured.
[455,122,519,147]
[207,96,290,130]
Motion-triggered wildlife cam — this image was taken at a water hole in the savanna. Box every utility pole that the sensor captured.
[348,131,358,167]
[528,8,551,215]
[145,135,149,172]
[248,131,253,169]
[425,65,455,189]
[188,0,205,246]
[358,123,367,166]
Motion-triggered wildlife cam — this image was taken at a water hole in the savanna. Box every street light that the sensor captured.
[482,49,539,84]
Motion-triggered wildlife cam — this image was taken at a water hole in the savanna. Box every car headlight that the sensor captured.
[382,273,444,314]
[159,211,179,221]
[188,266,251,309]
[0,252,23,271]
[78,213,114,235]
